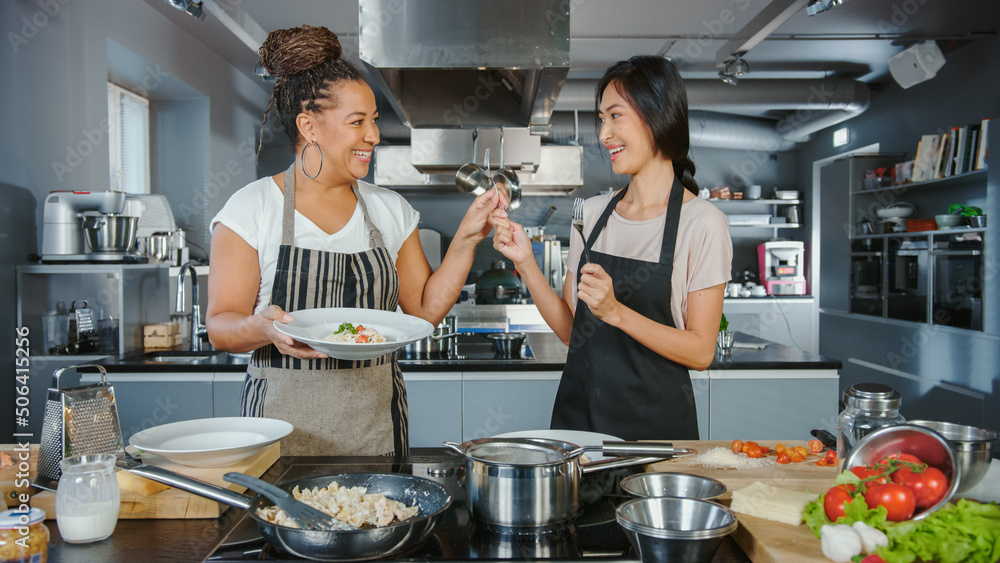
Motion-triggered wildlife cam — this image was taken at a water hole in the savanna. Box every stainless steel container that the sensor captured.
[402,316,458,356]
[486,333,527,357]
[82,213,139,253]
[616,497,738,563]
[908,420,998,493]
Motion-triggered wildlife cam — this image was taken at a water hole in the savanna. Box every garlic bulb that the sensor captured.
[820,524,863,563]
[852,521,889,553]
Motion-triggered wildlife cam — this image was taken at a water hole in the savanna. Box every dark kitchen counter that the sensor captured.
[94,331,838,374]
[38,450,751,562]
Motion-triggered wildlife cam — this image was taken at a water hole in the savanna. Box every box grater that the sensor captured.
[34,363,125,491]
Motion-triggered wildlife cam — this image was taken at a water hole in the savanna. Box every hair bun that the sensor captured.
[259,25,342,79]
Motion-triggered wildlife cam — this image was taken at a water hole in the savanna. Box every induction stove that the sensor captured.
[399,333,535,363]
[203,453,639,562]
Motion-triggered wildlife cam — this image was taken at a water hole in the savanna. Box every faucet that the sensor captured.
[176,261,208,351]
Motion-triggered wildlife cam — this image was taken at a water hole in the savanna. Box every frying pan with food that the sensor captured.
[126,466,451,561]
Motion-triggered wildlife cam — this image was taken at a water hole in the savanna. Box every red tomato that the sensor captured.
[860,555,886,563]
[816,459,827,466]
[731,439,744,453]
[879,453,923,466]
[824,449,837,465]
[776,453,791,464]
[790,452,805,463]
[823,484,856,521]
[893,466,949,508]
[865,483,916,521]
[808,439,824,453]
[355,324,365,332]
[356,334,369,343]
[743,441,759,454]
[745,444,764,458]
[759,445,770,454]
[850,465,888,485]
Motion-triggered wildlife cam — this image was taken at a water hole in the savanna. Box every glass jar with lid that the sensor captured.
[837,382,906,460]
[0,507,50,563]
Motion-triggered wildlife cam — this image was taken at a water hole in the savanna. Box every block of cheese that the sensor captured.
[730,481,819,526]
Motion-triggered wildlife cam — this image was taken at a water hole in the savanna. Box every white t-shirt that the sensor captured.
[566,192,732,330]
[210,176,419,314]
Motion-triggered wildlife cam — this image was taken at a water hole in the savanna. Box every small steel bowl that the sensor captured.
[844,424,959,520]
[908,420,998,493]
[616,497,737,563]
[621,472,727,501]
[486,332,527,357]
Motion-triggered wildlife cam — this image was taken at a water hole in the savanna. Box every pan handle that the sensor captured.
[441,441,465,456]
[593,441,694,458]
[581,456,666,474]
[123,462,253,510]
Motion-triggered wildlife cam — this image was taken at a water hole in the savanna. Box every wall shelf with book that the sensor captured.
[851,168,986,196]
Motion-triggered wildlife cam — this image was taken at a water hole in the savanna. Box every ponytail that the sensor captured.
[673,155,699,195]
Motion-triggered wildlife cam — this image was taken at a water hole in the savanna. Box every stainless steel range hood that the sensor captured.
[358,0,570,130]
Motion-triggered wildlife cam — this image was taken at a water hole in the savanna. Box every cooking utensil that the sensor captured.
[402,315,465,356]
[223,472,356,531]
[455,129,495,195]
[616,497,738,563]
[35,364,122,491]
[485,332,526,356]
[492,128,521,211]
[475,261,522,304]
[875,202,915,219]
[810,428,838,450]
[443,438,694,527]
[908,420,999,493]
[843,424,959,521]
[935,214,964,228]
[572,197,590,264]
[81,212,139,253]
[620,472,727,501]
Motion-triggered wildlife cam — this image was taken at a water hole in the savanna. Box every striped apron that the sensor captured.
[240,165,408,457]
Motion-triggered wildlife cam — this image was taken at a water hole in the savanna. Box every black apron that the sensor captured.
[551,177,699,440]
[241,165,408,456]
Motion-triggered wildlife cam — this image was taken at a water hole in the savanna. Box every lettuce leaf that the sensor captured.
[877,499,1000,563]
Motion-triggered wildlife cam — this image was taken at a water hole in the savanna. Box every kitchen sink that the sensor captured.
[130,350,225,364]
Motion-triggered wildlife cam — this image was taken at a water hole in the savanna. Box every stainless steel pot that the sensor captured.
[486,332,526,357]
[402,316,461,355]
[444,438,691,527]
[81,213,139,253]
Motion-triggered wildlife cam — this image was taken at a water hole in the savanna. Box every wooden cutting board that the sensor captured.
[31,442,280,520]
[650,440,837,563]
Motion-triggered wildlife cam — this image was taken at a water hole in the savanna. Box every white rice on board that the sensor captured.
[691,447,775,469]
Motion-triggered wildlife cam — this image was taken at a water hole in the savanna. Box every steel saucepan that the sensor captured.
[486,332,527,357]
[402,315,465,356]
[124,466,451,561]
[444,438,692,527]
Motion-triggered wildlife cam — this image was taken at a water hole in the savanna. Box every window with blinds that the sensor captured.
[107,82,150,194]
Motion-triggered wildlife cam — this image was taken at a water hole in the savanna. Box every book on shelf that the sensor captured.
[962,123,981,174]
[943,127,959,177]
[953,126,969,175]
[932,132,949,179]
[911,134,940,182]
[975,117,991,170]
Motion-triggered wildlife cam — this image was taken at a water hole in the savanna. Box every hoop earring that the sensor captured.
[300,140,323,180]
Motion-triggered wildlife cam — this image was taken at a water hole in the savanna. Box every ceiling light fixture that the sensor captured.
[718,71,739,86]
[725,55,751,76]
[165,0,204,20]
[806,0,847,16]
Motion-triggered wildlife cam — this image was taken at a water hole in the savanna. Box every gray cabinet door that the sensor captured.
[403,373,463,448]
[461,371,561,441]
[709,371,839,441]
[213,373,246,418]
[81,373,214,439]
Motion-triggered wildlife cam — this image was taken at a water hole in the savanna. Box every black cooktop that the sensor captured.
[204,453,639,562]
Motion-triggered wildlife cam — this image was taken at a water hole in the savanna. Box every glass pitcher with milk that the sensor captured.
[56,454,120,543]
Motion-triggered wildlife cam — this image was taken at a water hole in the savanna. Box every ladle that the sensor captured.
[455,129,495,195]
[492,128,521,210]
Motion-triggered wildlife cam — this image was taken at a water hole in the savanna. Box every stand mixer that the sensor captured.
[41,191,144,263]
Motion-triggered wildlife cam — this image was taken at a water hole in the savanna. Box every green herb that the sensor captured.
[720,313,729,332]
[335,322,357,335]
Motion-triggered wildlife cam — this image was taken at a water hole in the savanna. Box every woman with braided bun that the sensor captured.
[207,26,500,456]
[491,56,732,440]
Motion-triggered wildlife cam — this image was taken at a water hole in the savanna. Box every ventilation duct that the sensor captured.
[555,78,870,144]
[358,0,570,130]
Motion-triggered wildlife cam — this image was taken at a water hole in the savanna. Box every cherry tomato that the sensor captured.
[775,444,786,454]
[759,445,770,454]
[745,444,763,458]
[790,452,805,463]
[865,483,916,521]
[893,466,949,509]
[816,459,827,466]
[742,441,759,454]
[850,465,888,485]
[355,324,365,332]
[860,555,887,563]
[823,484,856,521]
[776,453,791,464]
[795,446,808,458]
[824,449,837,465]
[808,439,824,453]
[356,334,369,343]
[731,439,744,453]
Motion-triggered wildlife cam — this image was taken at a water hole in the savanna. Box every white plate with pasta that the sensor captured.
[273,307,434,360]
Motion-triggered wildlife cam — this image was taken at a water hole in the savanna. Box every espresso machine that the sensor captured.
[758,241,807,295]
[41,190,143,263]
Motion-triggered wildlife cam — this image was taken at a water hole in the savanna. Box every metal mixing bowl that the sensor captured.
[616,497,737,563]
[486,332,526,357]
[621,472,727,501]
[843,424,959,520]
[83,213,139,252]
[908,420,998,493]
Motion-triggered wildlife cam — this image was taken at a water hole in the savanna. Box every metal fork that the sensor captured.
[224,472,357,531]
[572,197,590,264]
